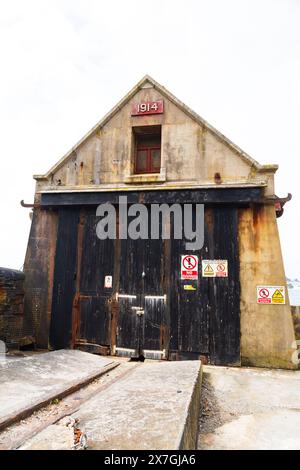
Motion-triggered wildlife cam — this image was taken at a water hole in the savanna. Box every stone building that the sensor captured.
[22,76,297,368]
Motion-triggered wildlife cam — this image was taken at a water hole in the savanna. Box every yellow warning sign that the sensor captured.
[202,260,228,277]
[204,264,214,274]
[272,289,284,304]
[184,285,197,291]
[257,286,285,305]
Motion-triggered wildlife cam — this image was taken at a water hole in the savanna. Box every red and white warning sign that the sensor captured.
[181,255,199,280]
[202,260,228,278]
[257,286,285,304]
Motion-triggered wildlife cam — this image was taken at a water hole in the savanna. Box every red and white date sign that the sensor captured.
[131,100,164,116]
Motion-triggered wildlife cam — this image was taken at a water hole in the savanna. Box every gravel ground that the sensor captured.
[198,371,239,438]
[198,373,225,434]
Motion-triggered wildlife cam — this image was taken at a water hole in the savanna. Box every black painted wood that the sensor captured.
[208,207,240,365]
[170,206,210,356]
[49,208,79,349]
[78,296,109,346]
[117,298,142,353]
[77,208,115,346]
[48,201,240,364]
[170,206,240,365]
[117,211,168,354]
[41,187,263,207]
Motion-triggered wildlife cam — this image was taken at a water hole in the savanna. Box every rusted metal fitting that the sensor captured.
[20,200,41,209]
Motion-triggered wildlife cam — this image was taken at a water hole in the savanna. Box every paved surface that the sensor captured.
[198,365,300,450]
[19,360,202,450]
[0,350,117,430]
[0,358,136,450]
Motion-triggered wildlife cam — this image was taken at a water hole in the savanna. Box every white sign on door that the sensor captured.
[202,260,228,277]
[181,255,198,280]
[104,276,113,288]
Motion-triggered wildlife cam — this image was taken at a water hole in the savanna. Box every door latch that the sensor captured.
[131,306,144,316]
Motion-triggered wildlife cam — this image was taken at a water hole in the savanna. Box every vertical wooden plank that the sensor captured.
[170,205,210,357]
[116,204,169,355]
[49,208,79,349]
[76,207,114,347]
[117,227,144,352]
[110,209,121,352]
[71,209,86,347]
[208,206,241,365]
[170,205,240,364]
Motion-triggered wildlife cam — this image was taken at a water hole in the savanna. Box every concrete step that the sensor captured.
[0,350,118,431]
[19,360,203,450]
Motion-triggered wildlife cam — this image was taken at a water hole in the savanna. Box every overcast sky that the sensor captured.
[0,0,299,277]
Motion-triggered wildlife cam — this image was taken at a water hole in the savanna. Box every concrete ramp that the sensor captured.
[20,360,202,450]
[0,350,117,430]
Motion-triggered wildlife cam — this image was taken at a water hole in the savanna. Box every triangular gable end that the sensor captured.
[33,75,278,181]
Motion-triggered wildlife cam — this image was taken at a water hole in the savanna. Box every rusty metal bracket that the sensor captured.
[20,200,41,209]
[274,193,292,218]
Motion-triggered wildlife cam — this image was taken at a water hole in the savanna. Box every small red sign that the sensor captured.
[217,264,225,272]
[258,298,271,304]
[131,100,164,116]
[259,288,269,298]
[258,288,271,304]
[181,255,198,280]
[216,263,226,276]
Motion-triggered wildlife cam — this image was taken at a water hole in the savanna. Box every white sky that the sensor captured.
[0,0,299,277]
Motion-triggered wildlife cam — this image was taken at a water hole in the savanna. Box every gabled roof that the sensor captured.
[34,75,278,180]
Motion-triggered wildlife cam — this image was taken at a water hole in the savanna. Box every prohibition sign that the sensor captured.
[182,255,197,270]
[217,263,225,272]
[259,288,269,298]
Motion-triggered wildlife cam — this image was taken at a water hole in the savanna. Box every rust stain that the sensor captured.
[199,354,208,365]
[71,210,85,347]
[0,288,7,304]
[160,323,168,351]
[109,297,119,354]
[205,208,214,235]
[138,192,145,204]
[72,293,80,348]
[252,204,261,230]
[214,172,222,184]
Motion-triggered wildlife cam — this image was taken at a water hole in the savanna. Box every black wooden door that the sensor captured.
[116,211,170,359]
[50,207,115,352]
[50,201,240,365]
[50,208,79,349]
[170,206,240,365]
[75,208,114,348]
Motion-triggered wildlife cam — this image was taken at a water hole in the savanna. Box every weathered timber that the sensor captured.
[40,187,264,207]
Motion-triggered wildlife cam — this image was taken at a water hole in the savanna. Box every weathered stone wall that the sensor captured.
[24,77,295,368]
[239,204,297,369]
[0,268,25,347]
[23,208,58,348]
[35,85,263,193]
[291,306,300,340]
